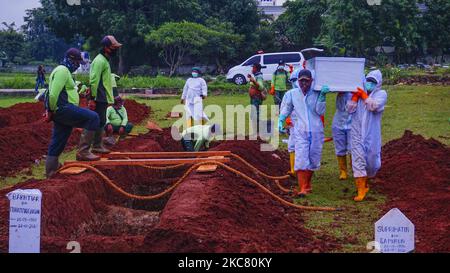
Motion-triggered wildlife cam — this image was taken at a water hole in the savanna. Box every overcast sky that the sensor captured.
[0,0,41,28]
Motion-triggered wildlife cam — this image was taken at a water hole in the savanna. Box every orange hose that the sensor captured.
[58,161,340,212]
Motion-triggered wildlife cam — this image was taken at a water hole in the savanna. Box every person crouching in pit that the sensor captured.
[181,124,220,152]
[104,96,134,145]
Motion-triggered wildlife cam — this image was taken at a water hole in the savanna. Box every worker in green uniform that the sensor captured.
[104,96,134,145]
[181,124,220,152]
[270,60,291,109]
[79,35,122,159]
[247,63,267,134]
[45,48,100,177]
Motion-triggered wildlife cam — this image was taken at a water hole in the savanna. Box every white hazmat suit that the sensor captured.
[348,70,388,179]
[182,77,209,124]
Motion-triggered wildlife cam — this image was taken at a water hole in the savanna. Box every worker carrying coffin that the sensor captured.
[347,69,388,202]
[180,124,221,152]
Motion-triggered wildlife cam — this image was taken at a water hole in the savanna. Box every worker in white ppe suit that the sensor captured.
[332,92,353,180]
[181,67,208,128]
[347,69,388,202]
[280,94,297,177]
[279,69,330,197]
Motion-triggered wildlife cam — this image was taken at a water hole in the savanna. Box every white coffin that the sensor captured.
[306,57,366,92]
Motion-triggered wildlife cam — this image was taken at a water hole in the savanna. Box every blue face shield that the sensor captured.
[365,82,376,92]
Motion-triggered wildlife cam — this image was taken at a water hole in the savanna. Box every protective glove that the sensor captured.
[351,92,360,102]
[356,87,369,101]
[269,85,275,96]
[278,115,288,133]
[318,85,330,102]
[88,100,96,111]
[365,97,379,112]
[119,126,126,135]
[106,124,113,135]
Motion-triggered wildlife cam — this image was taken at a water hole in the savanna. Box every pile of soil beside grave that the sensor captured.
[375,130,450,253]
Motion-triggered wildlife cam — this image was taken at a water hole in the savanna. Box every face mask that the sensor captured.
[192,72,199,78]
[277,66,284,71]
[62,58,80,73]
[365,82,376,92]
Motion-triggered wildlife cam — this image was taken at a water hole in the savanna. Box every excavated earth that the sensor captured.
[0,129,340,253]
[0,100,149,178]
[375,131,450,253]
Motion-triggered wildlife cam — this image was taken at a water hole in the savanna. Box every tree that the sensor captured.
[0,23,26,64]
[317,0,376,57]
[22,7,71,62]
[198,19,244,73]
[147,22,211,76]
[39,0,262,73]
[274,0,328,50]
[371,0,421,63]
[418,0,450,61]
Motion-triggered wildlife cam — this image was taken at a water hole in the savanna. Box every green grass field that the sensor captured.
[0,84,448,252]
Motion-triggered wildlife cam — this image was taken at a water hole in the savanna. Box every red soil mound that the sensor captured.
[144,140,337,253]
[0,135,339,253]
[0,102,45,128]
[375,130,450,253]
[113,128,182,152]
[0,100,149,178]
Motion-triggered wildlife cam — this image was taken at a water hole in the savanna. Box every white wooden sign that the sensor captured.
[7,189,42,253]
[375,208,415,253]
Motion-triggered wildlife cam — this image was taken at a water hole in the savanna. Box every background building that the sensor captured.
[257,0,289,18]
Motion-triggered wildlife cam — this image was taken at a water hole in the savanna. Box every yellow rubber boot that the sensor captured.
[348,154,353,172]
[354,177,369,202]
[337,155,348,180]
[288,152,296,177]
[187,118,193,128]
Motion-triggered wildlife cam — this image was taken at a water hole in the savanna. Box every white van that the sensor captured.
[226,48,324,85]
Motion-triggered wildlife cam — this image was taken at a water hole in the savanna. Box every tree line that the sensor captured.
[0,0,448,74]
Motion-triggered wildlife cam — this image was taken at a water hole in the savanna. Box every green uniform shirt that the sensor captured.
[271,70,290,92]
[106,106,128,127]
[251,73,266,92]
[181,125,213,152]
[90,53,113,104]
[48,65,79,112]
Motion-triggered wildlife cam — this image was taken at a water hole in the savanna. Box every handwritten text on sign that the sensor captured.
[375,208,415,253]
[7,189,42,253]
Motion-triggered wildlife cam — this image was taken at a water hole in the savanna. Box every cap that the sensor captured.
[298,69,312,80]
[114,96,124,105]
[252,63,262,71]
[278,60,285,65]
[101,35,123,49]
[65,48,85,64]
[192,67,201,73]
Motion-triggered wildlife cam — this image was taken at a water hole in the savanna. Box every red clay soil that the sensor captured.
[375,130,450,253]
[0,135,340,253]
[0,102,45,128]
[144,140,338,253]
[0,100,149,178]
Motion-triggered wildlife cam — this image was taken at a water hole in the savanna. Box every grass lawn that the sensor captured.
[0,84,448,252]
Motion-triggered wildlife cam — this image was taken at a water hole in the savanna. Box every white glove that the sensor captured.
[365,97,379,112]
[347,100,358,113]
